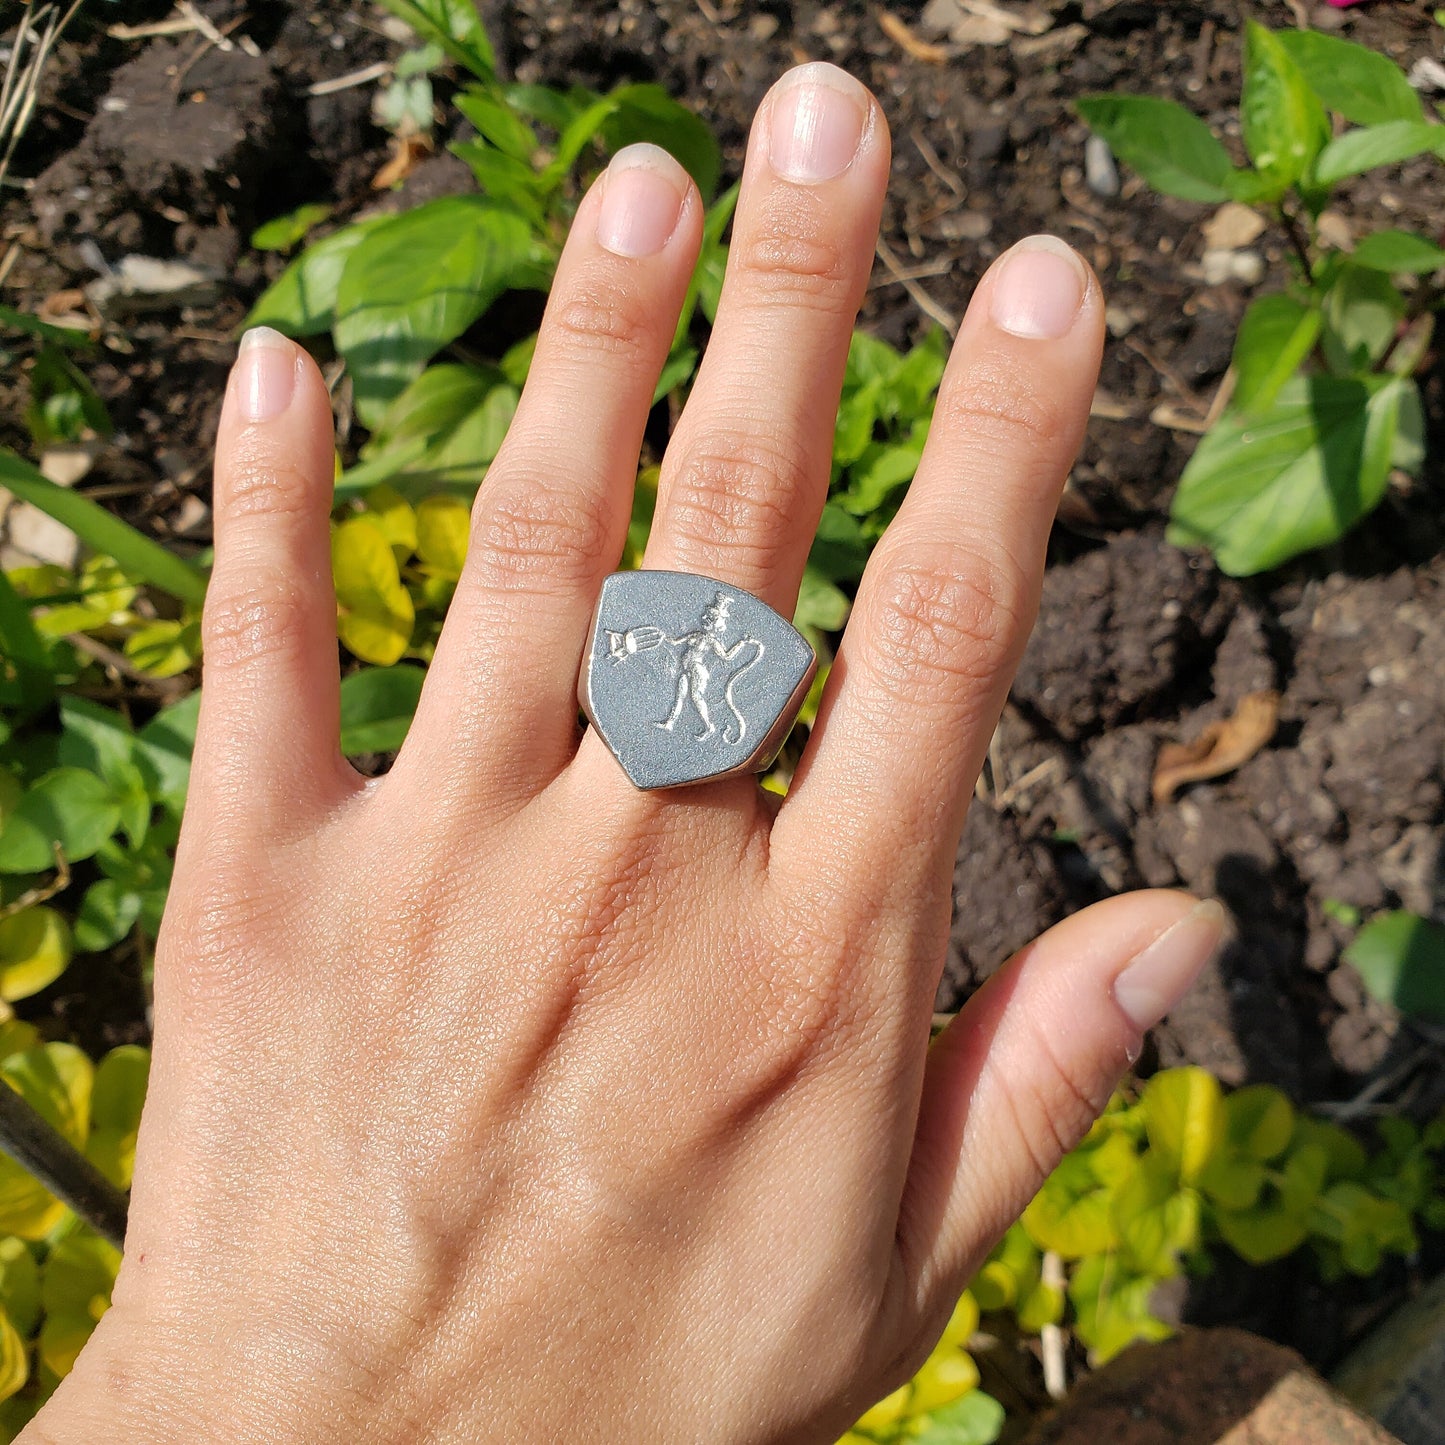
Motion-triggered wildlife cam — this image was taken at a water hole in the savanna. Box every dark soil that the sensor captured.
[3,0,1444,1365]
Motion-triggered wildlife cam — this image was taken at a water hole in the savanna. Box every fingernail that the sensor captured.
[597,143,689,258]
[234,327,297,422]
[768,62,869,184]
[1113,899,1227,1032]
[989,235,1089,340]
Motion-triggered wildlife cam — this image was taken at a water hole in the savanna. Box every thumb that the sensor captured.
[895,890,1225,1318]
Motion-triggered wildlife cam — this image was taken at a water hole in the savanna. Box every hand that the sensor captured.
[30,64,1222,1444]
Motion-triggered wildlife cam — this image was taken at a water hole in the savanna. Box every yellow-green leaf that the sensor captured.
[0,907,71,1003]
[362,484,418,563]
[0,1240,38,1340]
[1143,1067,1224,1184]
[122,618,201,679]
[0,1045,93,1238]
[0,1310,26,1405]
[333,516,415,665]
[39,1231,119,1379]
[1226,1085,1295,1161]
[85,1045,149,1190]
[414,495,470,580]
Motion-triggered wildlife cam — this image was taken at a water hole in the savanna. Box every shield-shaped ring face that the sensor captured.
[579,571,817,791]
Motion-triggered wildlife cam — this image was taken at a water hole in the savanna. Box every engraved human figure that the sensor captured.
[606,593,764,744]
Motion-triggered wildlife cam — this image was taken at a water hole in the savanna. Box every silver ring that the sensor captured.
[578,570,817,791]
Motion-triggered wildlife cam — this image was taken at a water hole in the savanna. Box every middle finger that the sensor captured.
[640,63,890,613]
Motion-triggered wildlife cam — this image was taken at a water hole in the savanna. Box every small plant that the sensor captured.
[1344,909,1445,1025]
[1080,23,1440,575]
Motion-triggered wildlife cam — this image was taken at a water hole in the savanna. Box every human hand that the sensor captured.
[30,63,1222,1444]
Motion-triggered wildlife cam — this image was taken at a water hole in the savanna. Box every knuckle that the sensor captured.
[217,454,316,524]
[548,285,657,365]
[731,203,852,311]
[863,553,1024,708]
[469,473,613,595]
[201,568,310,672]
[662,433,810,571]
[938,355,1064,454]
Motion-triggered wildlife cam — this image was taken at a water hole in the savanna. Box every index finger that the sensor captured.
[775,236,1104,913]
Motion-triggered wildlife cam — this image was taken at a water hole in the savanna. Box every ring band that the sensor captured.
[579,570,817,790]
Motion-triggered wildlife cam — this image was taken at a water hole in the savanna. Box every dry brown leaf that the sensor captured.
[1152,690,1280,805]
[371,134,433,190]
[879,11,951,63]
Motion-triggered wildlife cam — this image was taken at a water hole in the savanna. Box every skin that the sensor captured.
[26,66,1221,1444]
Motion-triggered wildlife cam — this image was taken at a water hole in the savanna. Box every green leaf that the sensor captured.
[371,0,494,81]
[0,1238,39,1339]
[123,618,200,679]
[1350,229,1445,275]
[807,504,869,586]
[0,568,53,711]
[73,880,143,954]
[0,768,123,874]
[333,517,415,665]
[0,1045,92,1239]
[1275,30,1423,127]
[838,419,930,516]
[1021,1155,1117,1258]
[1067,1253,1173,1363]
[602,84,721,198]
[1196,1151,1266,1210]
[245,217,387,337]
[1344,911,1445,1024]
[792,566,850,635]
[1314,121,1445,188]
[453,87,537,160]
[1075,95,1235,202]
[250,202,334,253]
[0,908,70,1002]
[0,450,206,607]
[1240,22,1330,194]
[0,1310,25,1405]
[1321,264,1405,373]
[85,1045,149,1189]
[1143,1067,1224,1184]
[39,1230,119,1379]
[332,197,537,426]
[132,690,199,817]
[911,1391,1006,1445]
[1225,1085,1296,1161]
[0,303,92,348]
[1167,374,1412,576]
[414,495,470,580]
[1215,1198,1311,1264]
[1114,1157,1200,1274]
[339,665,426,756]
[1231,294,1321,414]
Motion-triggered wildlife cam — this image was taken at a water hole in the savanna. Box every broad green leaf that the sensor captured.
[339,665,426,756]
[23,555,135,638]
[0,1238,39,1339]
[1351,229,1445,274]
[0,1311,25,1405]
[603,84,722,198]
[1216,1198,1311,1264]
[1067,1254,1172,1363]
[1144,1067,1224,1184]
[56,699,134,783]
[1168,374,1411,576]
[450,141,548,226]
[792,566,849,635]
[333,517,415,665]
[0,907,70,1002]
[1114,1158,1199,1274]
[1275,30,1423,127]
[0,1044,93,1239]
[1021,1155,1117,1258]
[1231,294,1321,414]
[1196,1150,1266,1210]
[372,0,495,82]
[0,768,123,874]
[133,689,199,816]
[0,450,206,607]
[73,880,143,954]
[1321,265,1404,373]
[250,202,334,253]
[938,1291,979,1350]
[1015,1279,1065,1333]
[911,1390,1006,1445]
[807,504,869,586]
[0,1025,40,1064]
[39,1231,119,1380]
[909,1348,980,1414]
[838,419,930,516]
[0,568,49,699]
[245,217,386,336]
[1240,22,1330,194]
[1314,120,1445,188]
[1075,95,1234,202]
[1345,911,1445,1024]
[1226,1085,1296,1161]
[454,87,537,160]
[86,1045,149,1190]
[652,344,697,405]
[333,198,536,425]
[853,1383,911,1433]
[414,495,470,579]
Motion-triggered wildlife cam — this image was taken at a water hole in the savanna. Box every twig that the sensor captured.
[1041,1252,1068,1400]
[912,128,966,198]
[64,632,191,700]
[107,15,201,41]
[176,0,232,52]
[0,1,86,193]
[0,845,69,922]
[307,60,393,96]
[876,236,958,336]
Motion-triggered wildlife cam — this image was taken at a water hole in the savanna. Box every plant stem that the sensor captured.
[1278,204,1314,280]
[0,1084,129,1249]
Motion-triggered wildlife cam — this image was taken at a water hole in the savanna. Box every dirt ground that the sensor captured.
[3,0,1444,1348]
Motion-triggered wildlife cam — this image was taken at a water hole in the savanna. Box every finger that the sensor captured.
[397,145,701,806]
[639,62,890,613]
[895,892,1224,1317]
[193,328,350,825]
[778,236,1104,900]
